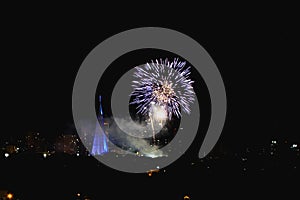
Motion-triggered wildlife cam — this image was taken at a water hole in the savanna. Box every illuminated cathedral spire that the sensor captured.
[91,95,108,155]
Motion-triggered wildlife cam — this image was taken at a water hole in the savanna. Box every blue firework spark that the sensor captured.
[130,58,195,119]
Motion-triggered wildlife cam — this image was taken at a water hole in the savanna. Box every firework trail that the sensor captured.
[130,58,195,120]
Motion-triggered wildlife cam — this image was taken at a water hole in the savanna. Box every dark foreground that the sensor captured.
[1,151,299,200]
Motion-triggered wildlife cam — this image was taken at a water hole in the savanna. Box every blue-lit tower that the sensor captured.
[91,95,108,155]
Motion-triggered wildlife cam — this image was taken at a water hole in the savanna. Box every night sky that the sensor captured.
[3,10,298,146]
[1,5,299,199]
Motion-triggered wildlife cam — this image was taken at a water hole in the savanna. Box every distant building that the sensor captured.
[5,145,18,154]
[91,95,109,155]
[25,132,47,153]
[54,134,79,155]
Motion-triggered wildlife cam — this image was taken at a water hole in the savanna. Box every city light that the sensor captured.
[291,144,298,148]
[147,169,160,177]
[4,153,9,158]
[7,193,13,199]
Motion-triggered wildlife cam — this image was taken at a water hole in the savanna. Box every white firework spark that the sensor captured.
[130,58,195,119]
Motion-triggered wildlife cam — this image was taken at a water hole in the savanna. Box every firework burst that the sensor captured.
[130,58,195,119]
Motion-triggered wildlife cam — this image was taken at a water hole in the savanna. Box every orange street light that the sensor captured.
[7,193,13,199]
[184,195,190,200]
